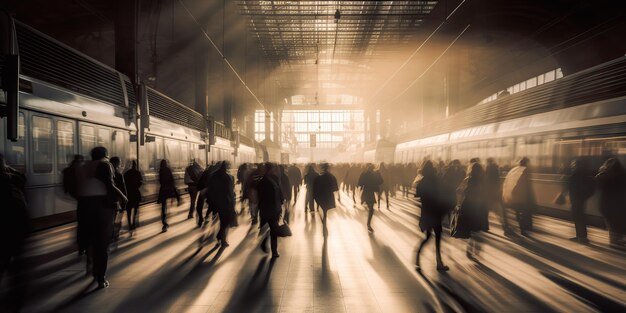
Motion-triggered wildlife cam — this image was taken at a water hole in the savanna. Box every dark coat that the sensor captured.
[280,171,292,201]
[313,172,339,211]
[358,170,382,204]
[416,174,445,232]
[568,170,595,203]
[485,163,502,202]
[257,175,283,221]
[596,162,626,234]
[287,165,302,186]
[207,169,235,212]
[158,166,176,203]
[457,176,489,232]
[123,168,143,204]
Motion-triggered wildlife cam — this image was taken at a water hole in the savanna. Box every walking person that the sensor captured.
[62,154,85,254]
[358,164,382,233]
[456,162,489,261]
[287,164,302,204]
[415,160,449,272]
[377,163,391,210]
[76,147,127,288]
[123,160,142,232]
[313,163,340,237]
[595,158,626,249]
[257,163,284,258]
[158,159,179,233]
[502,157,535,236]
[279,165,293,224]
[207,162,236,247]
[304,164,318,213]
[564,158,595,244]
[109,157,127,241]
[185,159,203,219]
[485,158,509,235]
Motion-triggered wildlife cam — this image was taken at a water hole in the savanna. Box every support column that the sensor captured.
[194,43,209,117]
[114,0,138,84]
[264,111,271,142]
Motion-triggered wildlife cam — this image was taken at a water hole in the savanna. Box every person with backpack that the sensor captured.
[502,157,535,236]
[415,160,449,272]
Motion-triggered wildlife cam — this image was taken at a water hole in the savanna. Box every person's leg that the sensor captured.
[415,231,431,269]
[571,201,588,241]
[125,204,132,231]
[268,219,279,256]
[94,204,114,287]
[284,201,291,224]
[434,229,448,270]
[76,200,87,254]
[322,210,328,237]
[188,185,197,218]
[385,190,390,209]
[377,192,381,209]
[367,203,374,231]
[196,193,205,226]
[161,201,169,231]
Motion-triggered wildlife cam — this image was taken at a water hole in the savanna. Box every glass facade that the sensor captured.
[279,110,365,149]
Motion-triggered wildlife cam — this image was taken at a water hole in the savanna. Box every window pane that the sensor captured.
[6,113,26,172]
[80,125,96,159]
[32,116,54,173]
[545,70,555,82]
[98,128,111,149]
[57,121,75,172]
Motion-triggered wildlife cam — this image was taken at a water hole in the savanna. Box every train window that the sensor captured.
[180,142,190,167]
[111,130,127,171]
[31,116,54,173]
[164,140,181,169]
[80,125,96,158]
[57,120,75,172]
[98,128,111,149]
[5,113,26,172]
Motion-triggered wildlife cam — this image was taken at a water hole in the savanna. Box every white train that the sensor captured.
[0,18,258,229]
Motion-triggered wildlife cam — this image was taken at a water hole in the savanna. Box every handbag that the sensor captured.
[274,223,292,237]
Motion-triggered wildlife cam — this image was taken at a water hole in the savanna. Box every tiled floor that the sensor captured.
[3,187,626,313]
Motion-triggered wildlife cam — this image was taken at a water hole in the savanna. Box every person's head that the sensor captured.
[467,162,484,179]
[365,163,375,172]
[110,156,121,169]
[91,146,108,161]
[518,157,529,167]
[421,160,436,177]
[131,160,138,169]
[379,162,386,169]
[470,157,480,164]
[487,157,495,165]
[305,163,315,174]
[220,161,230,172]
[160,159,169,169]
[73,154,84,162]
[320,162,330,173]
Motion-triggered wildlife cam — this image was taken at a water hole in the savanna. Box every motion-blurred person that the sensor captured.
[358,163,382,233]
[257,163,284,257]
[595,158,626,249]
[564,158,595,244]
[346,164,362,203]
[207,161,236,247]
[441,160,465,217]
[76,147,127,288]
[485,158,508,235]
[304,164,318,212]
[415,160,448,272]
[279,165,293,224]
[244,163,264,225]
[313,163,340,237]
[123,160,142,231]
[0,153,29,311]
[502,157,535,236]
[158,159,179,232]
[456,162,489,261]
[195,164,213,227]
[287,164,302,203]
[377,163,391,210]
[109,157,127,241]
[62,154,85,254]
[184,159,203,219]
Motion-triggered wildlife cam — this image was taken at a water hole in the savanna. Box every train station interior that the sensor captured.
[1,0,626,312]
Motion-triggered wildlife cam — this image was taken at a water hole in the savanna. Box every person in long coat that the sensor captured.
[287,164,302,204]
[313,163,340,237]
[358,164,382,233]
[207,161,236,247]
[158,159,179,232]
[415,160,449,272]
[377,163,392,210]
[565,158,595,244]
[110,157,127,241]
[303,164,318,212]
[595,158,626,249]
[257,163,284,257]
[123,160,142,231]
[456,162,489,260]
[502,157,535,236]
[279,165,293,224]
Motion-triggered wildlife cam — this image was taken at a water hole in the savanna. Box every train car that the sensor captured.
[0,18,259,229]
[0,20,138,228]
[394,56,626,224]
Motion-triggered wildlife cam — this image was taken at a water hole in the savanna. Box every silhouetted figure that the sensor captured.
[207,161,236,247]
[185,160,203,219]
[257,163,284,257]
[565,158,594,244]
[237,163,251,211]
[313,163,340,237]
[346,164,361,203]
[279,165,293,224]
[441,160,465,216]
[358,163,382,233]
[110,157,127,241]
[287,164,302,203]
[457,162,489,261]
[595,158,626,249]
[76,147,127,289]
[485,158,508,234]
[158,159,179,232]
[123,160,142,231]
[0,153,29,311]
[245,164,264,225]
[196,164,214,227]
[377,163,391,210]
[63,154,85,254]
[415,160,448,272]
[304,164,318,212]
[502,157,535,236]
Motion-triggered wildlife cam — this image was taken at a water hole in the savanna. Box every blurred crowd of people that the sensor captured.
[1,146,625,310]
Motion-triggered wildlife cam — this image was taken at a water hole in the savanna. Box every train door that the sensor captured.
[3,112,25,173]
